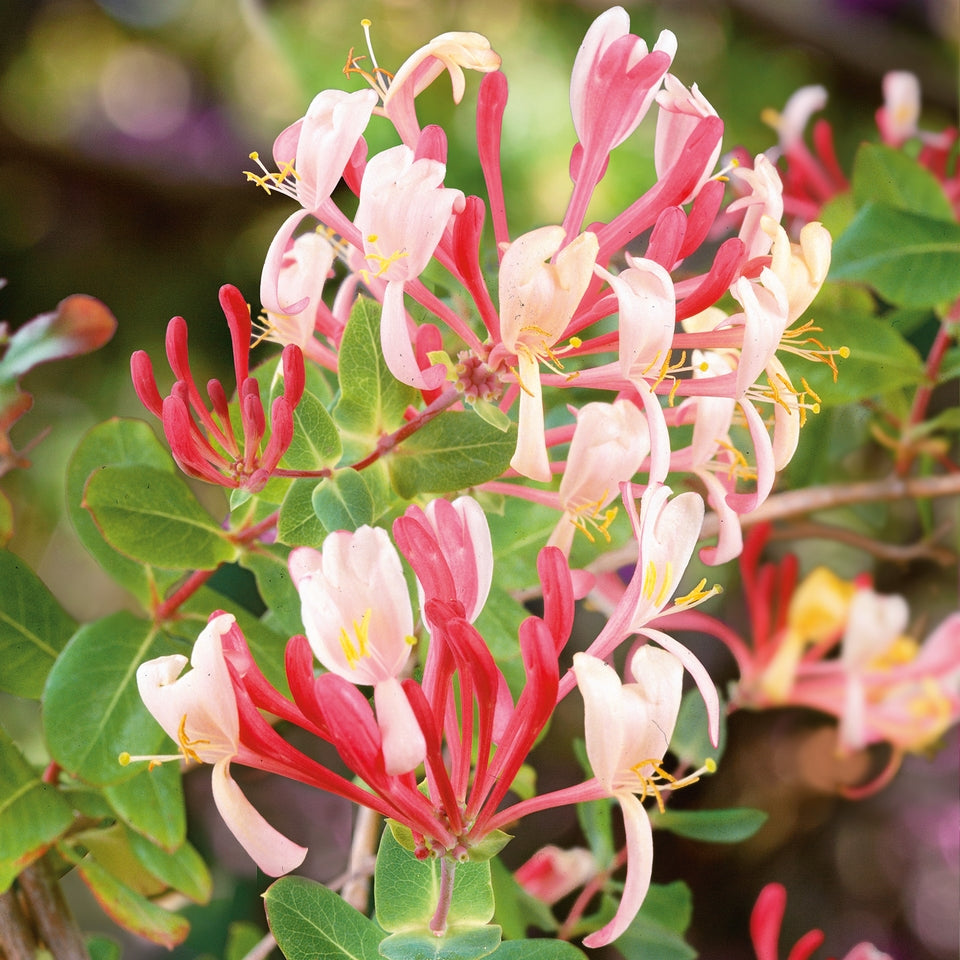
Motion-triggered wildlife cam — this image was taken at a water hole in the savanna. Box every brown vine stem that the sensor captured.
[589,471,960,576]
[0,888,37,960]
[14,859,90,960]
[340,806,382,914]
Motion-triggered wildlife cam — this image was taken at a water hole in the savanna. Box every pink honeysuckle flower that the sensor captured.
[133,614,307,876]
[514,845,597,905]
[380,31,502,147]
[876,70,920,147]
[573,483,721,744]
[248,88,379,214]
[767,84,828,156]
[496,225,599,481]
[354,143,465,390]
[393,495,493,625]
[728,154,785,260]
[729,267,791,398]
[259,209,339,361]
[289,526,425,775]
[548,399,649,555]
[564,6,675,235]
[130,285,305,491]
[573,645,685,947]
[764,217,832,324]
[654,75,721,205]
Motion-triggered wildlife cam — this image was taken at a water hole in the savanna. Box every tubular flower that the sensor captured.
[497,226,599,481]
[573,646,686,947]
[130,285,305,491]
[132,614,307,876]
[289,526,424,775]
[548,399,649,555]
[354,144,466,390]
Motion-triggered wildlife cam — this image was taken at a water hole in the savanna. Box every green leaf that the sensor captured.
[278,388,342,471]
[388,411,516,499]
[466,829,513,863]
[0,489,12,548]
[379,925,502,960]
[0,550,77,698]
[334,297,418,448]
[278,477,327,547]
[225,922,267,960]
[576,795,615,868]
[670,688,726,768]
[66,846,191,948]
[66,419,184,605]
[0,727,74,890]
[650,806,768,843]
[85,935,121,960]
[71,823,167,898]
[104,760,185,851]
[486,940,588,960]
[375,828,495,933]
[829,203,960,308]
[312,470,374,532]
[127,829,212,903]
[83,465,239,570]
[240,545,304,637]
[264,875,384,960]
[614,881,696,960]
[852,143,956,221]
[43,612,173,787]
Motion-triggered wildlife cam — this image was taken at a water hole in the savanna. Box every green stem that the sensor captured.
[428,857,457,937]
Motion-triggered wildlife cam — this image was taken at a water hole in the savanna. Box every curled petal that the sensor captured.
[374,676,426,776]
[582,792,653,948]
[210,758,307,876]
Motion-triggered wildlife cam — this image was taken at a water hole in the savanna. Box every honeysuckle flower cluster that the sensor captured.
[131,490,718,942]
[123,6,862,951]
[671,524,960,785]
[234,5,841,560]
[759,69,959,223]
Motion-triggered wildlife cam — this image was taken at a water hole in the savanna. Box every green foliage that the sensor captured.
[42,612,174,787]
[83,465,239,570]
[488,856,557,939]
[102,761,185,851]
[334,297,418,454]
[278,477,328,546]
[615,881,697,960]
[264,876,384,960]
[0,727,74,891]
[64,845,191,949]
[485,941,588,960]
[387,411,517,498]
[671,688,727,769]
[852,143,956,222]
[66,419,184,605]
[830,204,960,308]
[278,387,343,472]
[313,469,376,531]
[0,549,77,698]
[650,807,768,843]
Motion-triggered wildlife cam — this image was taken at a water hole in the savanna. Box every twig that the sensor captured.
[241,931,278,960]
[340,806,382,914]
[15,859,90,960]
[0,888,37,960]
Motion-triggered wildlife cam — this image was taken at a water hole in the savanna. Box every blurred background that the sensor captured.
[0,0,957,958]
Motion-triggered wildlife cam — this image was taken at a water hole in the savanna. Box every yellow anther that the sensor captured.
[177,714,209,765]
[654,560,674,608]
[569,336,582,348]
[630,758,677,814]
[569,496,618,544]
[339,609,373,669]
[674,578,723,607]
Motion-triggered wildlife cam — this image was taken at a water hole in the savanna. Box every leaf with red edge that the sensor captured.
[0,294,116,464]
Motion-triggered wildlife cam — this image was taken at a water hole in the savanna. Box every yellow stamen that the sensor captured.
[339,609,373,669]
[674,578,723,607]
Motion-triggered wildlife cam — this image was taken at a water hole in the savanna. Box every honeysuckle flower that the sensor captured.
[289,526,424,775]
[381,31,502,146]
[764,217,832,324]
[875,70,920,147]
[573,645,684,947]
[514,845,597,905]
[548,399,649,555]
[133,614,307,876]
[654,76,721,204]
[497,226,599,481]
[393,495,493,625]
[354,144,466,389]
[254,88,379,214]
[729,154,784,260]
[565,6,675,234]
[766,84,828,156]
[130,285,306,491]
[259,209,339,360]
